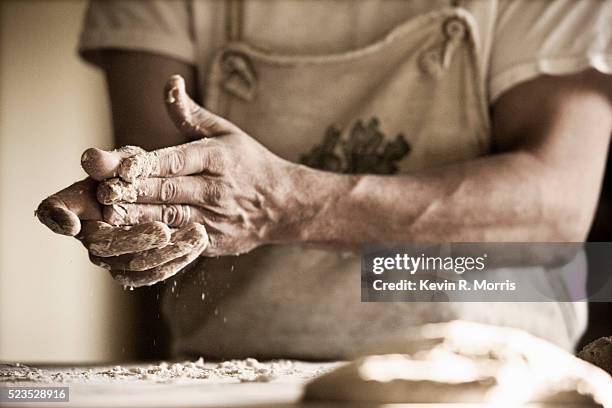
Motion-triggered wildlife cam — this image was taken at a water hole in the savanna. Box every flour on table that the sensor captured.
[0,358,321,385]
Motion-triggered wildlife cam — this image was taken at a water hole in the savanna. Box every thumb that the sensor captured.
[35,178,103,236]
[164,74,233,139]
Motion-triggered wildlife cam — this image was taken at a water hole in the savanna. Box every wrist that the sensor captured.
[270,160,357,244]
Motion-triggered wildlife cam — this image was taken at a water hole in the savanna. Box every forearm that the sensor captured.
[281,151,591,246]
[100,51,198,150]
[279,71,612,248]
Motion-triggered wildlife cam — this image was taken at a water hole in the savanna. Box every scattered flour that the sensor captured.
[0,358,319,385]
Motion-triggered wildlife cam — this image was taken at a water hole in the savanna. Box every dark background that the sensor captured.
[582,145,612,348]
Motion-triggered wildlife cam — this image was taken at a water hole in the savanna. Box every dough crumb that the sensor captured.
[578,336,612,375]
[119,153,158,182]
[97,178,139,205]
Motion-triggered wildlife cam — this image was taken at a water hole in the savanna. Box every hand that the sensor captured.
[95,75,297,256]
[36,145,208,287]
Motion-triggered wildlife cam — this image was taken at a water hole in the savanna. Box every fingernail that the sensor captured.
[166,87,178,104]
[35,198,81,236]
[169,74,185,90]
[166,75,185,104]
[81,148,115,180]
[80,148,96,165]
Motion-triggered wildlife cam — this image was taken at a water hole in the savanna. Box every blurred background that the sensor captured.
[0,0,140,363]
[0,0,610,364]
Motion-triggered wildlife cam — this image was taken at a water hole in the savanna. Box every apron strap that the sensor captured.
[226,0,244,42]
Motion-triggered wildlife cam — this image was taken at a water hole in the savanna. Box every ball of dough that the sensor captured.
[303,321,612,405]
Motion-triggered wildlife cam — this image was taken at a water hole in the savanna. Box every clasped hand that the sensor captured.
[36,75,296,287]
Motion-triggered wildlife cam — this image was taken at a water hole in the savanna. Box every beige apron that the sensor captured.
[164,1,586,359]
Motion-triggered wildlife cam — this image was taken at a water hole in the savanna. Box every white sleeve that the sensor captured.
[78,0,196,65]
[489,0,612,102]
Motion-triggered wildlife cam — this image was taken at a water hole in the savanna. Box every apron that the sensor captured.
[163,0,586,359]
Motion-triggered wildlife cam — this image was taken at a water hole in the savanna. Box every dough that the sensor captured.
[96,178,140,205]
[119,151,159,182]
[579,337,612,375]
[303,321,612,405]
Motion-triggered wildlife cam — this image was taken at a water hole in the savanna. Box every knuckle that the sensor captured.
[190,223,208,241]
[204,148,226,173]
[165,150,186,175]
[203,232,234,257]
[203,234,220,256]
[162,204,189,227]
[203,181,227,205]
[185,104,202,128]
[160,179,178,203]
[162,204,178,225]
[198,110,218,130]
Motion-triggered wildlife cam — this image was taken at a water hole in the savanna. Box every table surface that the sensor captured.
[0,360,340,408]
[0,361,599,408]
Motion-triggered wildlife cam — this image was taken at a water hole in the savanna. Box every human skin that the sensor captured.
[37,51,612,286]
[36,52,207,285]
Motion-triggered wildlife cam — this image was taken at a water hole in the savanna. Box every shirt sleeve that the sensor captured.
[78,0,196,66]
[489,0,612,102]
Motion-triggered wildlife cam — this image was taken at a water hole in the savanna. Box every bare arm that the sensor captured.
[98,51,198,150]
[95,70,612,261]
[285,70,612,244]
[59,69,610,286]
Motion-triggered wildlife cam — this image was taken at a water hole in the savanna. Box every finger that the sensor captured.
[117,141,225,181]
[36,178,102,236]
[116,74,236,182]
[98,176,221,206]
[103,203,206,228]
[96,178,140,205]
[78,220,171,257]
[109,223,208,287]
[164,74,234,139]
[90,222,208,271]
[81,145,146,181]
